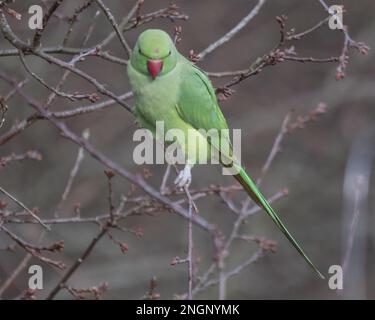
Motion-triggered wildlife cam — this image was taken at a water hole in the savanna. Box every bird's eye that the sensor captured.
[138,48,142,54]
[168,50,172,56]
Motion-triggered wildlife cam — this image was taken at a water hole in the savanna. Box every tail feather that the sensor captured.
[234,165,325,279]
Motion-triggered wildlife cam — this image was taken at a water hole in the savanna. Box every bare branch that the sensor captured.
[0,186,49,230]
[32,0,64,48]
[198,0,267,60]
[94,0,132,57]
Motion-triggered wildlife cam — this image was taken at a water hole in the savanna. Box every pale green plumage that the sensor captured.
[127,29,324,279]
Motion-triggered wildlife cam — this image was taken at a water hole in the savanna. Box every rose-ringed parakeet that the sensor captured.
[127,29,324,278]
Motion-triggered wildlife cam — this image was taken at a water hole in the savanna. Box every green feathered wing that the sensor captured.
[176,57,324,279]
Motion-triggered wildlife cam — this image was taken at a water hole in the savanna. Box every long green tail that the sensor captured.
[234,165,325,279]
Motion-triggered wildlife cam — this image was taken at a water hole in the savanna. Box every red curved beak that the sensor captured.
[147,59,163,79]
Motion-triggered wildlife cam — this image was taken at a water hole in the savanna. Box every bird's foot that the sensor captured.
[174,164,192,189]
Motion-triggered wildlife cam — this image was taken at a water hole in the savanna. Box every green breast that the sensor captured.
[127,61,182,129]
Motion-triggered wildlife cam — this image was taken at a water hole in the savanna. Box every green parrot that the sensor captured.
[127,29,324,279]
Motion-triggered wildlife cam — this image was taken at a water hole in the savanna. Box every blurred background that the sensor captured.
[0,0,374,299]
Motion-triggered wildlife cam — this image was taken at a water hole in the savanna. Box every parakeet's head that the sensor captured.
[130,29,177,80]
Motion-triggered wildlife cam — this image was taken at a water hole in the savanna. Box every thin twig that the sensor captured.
[19,50,97,102]
[94,0,132,57]
[160,164,171,195]
[256,112,291,186]
[286,16,330,41]
[54,129,89,217]
[0,186,49,230]
[0,150,42,169]
[0,225,64,269]
[198,0,267,60]
[0,253,32,297]
[185,187,195,300]
[32,0,64,48]
[46,226,108,299]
